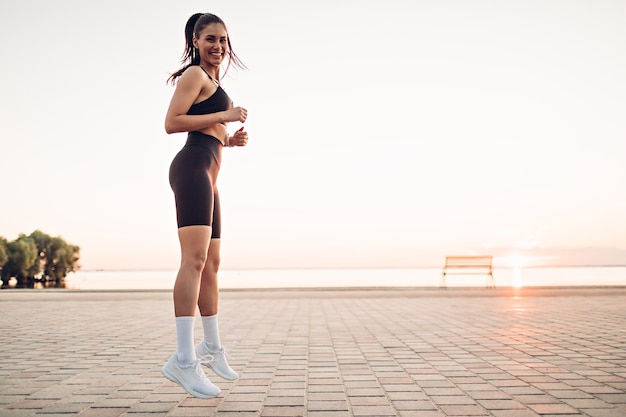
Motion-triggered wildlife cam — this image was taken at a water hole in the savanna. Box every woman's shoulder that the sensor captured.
[176,65,205,87]
[180,65,204,78]
[180,65,204,80]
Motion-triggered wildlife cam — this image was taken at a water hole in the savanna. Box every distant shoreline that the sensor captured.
[79,264,626,272]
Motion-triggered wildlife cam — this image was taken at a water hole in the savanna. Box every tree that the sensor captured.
[42,236,80,282]
[0,236,8,271]
[1,235,38,287]
[27,230,49,279]
[0,231,80,288]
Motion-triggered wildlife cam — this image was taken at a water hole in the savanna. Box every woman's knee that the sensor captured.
[181,250,209,274]
[177,225,212,274]
[202,239,221,275]
[204,252,221,274]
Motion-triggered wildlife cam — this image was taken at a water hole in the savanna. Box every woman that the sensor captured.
[161,13,248,399]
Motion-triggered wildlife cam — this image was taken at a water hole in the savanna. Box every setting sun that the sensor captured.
[507,252,530,269]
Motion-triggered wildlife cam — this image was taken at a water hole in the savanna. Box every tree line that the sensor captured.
[0,230,80,288]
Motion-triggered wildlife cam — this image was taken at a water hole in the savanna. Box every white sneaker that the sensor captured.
[162,354,221,398]
[195,342,239,381]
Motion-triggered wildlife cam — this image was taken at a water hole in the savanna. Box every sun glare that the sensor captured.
[508,252,530,268]
[508,252,527,288]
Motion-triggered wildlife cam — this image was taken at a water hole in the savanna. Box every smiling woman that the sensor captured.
[160,12,249,399]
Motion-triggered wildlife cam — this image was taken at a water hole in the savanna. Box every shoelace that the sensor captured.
[187,355,215,380]
[197,354,216,366]
[205,348,233,365]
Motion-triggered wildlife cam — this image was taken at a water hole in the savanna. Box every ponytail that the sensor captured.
[167,13,245,85]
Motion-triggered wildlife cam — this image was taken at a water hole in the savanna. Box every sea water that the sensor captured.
[61,266,626,290]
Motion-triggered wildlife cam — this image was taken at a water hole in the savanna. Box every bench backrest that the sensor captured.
[444,256,493,269]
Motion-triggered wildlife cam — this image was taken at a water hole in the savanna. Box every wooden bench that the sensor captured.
[441,256,495,288]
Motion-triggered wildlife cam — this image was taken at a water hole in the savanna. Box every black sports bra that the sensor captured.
[187,66,231,116]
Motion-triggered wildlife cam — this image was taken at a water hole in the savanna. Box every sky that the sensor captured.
[1,0,625,271]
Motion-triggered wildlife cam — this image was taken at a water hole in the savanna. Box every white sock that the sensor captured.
[201,314,222,351]
[175,316,196,365]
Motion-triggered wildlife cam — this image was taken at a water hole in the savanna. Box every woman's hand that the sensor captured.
[222,106,247,123]
[229,126,249,146]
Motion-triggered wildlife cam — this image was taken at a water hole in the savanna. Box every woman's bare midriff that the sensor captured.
[199,123,227,145]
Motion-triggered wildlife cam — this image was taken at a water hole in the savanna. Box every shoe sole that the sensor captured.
[162,365,220,399]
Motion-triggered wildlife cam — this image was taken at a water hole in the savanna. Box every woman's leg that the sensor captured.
[174,226,212,317]
[197,238,220,317]
[172,225,212,364]
[162,225,220,398]
[196,239,239,380]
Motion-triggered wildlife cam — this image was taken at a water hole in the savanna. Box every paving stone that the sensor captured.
[490,411,541,417]
[545,390,594,400]
[128,401,178,412]
[386,391,429,401]
[595,393,626,403]
[466,390,511,400]
[561,398,616,409]
[218,400,264,412]
[38,402,89,413]
[70,409,128,417]
[393,400,438,410]
[307,400,349,411]
[264,396,304,406]
[581,408,622,417]
[1,287,625,417]
[6,399,56,409]
[166,407,217,416]
[351,405,396,416]
[398,411,445,417]
[439,404,489,415]
[348,396,392,406]
[528,403,580,414]
[477,399,527,410]
[260,406,305,416]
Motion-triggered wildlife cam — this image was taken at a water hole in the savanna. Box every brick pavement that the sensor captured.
[0,287,625,417]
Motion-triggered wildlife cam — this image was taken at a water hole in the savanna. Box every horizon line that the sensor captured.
[76,264,626,273]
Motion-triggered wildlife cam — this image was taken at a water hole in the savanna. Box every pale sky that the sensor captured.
[1,0,625,270]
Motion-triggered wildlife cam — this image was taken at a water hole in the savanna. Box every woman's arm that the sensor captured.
[164,67,224,134]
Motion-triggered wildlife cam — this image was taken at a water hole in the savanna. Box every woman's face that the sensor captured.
[193,23,228,68]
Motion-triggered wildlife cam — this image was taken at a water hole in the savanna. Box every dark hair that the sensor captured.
[167,13,246,84]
